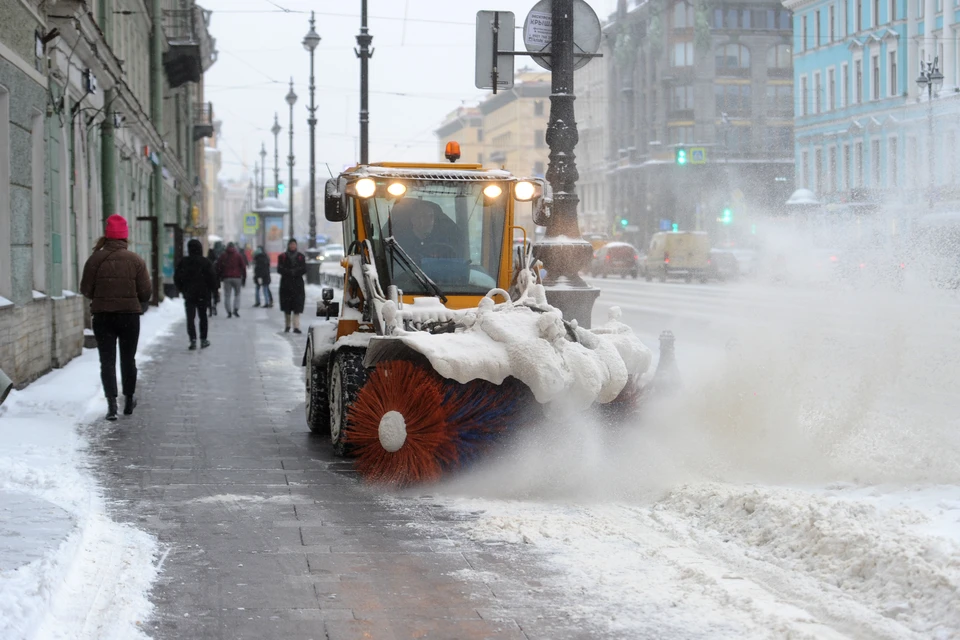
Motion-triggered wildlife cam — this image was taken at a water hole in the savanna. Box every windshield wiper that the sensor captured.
[384,236,448,303]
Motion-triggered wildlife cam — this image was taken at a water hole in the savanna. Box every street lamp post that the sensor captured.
[271,113,281,192]
[285,79,298,239]
[916,58,943,208]
[303,11,322,283]
[532,0,599,327]
[258,143,267,203]
[355,0,373,164]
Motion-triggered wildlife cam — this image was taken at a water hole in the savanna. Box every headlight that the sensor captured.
[354,178,377,198]
[514,180,537,201]
[482,184,503,199]
[386,182,406,197]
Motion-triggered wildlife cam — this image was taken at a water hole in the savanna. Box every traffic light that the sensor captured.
[277,182,286,196]
[671,223,679,232]
[721,207,733,225]
[675,147,688,165]
[620,217,629,228]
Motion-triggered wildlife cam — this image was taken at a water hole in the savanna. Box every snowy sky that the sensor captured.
[203,0,619,183]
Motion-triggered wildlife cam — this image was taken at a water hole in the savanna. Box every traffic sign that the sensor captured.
[523,0,601,71]
[243,214,259,235]
[690,147,707,164]
[475,11,516,90]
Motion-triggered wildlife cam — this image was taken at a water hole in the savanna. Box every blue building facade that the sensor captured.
[786,0,960,209]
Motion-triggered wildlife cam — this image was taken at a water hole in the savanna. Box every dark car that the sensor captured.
[707,249,739,281]
[590,242,641,279]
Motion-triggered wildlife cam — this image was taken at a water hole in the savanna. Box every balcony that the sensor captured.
[193,102,214,141]
[162,10,202,88]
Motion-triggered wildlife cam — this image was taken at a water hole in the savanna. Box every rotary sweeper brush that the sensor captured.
[302,158,667,486]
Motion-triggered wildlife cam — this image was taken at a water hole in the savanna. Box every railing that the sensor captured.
[162,9,198,46]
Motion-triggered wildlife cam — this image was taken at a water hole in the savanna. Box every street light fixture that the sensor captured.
[285,79,298,238]
[916,57,943,208]
[303,11,321,284]
[270,114,281,193]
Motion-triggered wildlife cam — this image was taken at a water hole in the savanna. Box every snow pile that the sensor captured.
[0,299,181,639]
[654,483,960,638]
[387,298,651,408]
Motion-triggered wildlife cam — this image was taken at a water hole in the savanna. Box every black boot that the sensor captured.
[189,340,197,350]
[106,397,118,421]
[123,395,137,416]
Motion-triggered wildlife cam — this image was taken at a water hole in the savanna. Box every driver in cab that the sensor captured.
[388,198,459,263]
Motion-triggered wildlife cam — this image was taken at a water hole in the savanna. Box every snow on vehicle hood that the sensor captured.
[380,289,652,408]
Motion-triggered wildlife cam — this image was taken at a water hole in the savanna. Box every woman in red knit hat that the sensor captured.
[80,215,153,421]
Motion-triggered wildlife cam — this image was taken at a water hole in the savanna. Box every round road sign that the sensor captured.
[523,0,602,71]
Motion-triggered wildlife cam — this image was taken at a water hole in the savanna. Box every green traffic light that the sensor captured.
[721,208,733,225]
[278,183,286,196]
[676,149,688,165]
[671,223,679,232]
[620,218,629,227]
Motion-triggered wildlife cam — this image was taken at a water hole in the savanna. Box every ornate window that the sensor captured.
[673,1,694,28]
[716,44,751,72]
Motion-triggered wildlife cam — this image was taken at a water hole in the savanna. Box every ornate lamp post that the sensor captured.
[355,0,373,164]
[271,113,281,192]
[532,0,599,326]
[258,143,267,204]
[285,79,298,239]
[303,11,322,283]
[916,58,943,209]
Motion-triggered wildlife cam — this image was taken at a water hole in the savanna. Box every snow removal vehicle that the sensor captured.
[303,155,655,486]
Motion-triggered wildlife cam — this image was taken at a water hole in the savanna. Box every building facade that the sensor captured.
[0,0,216,388]
[606,0,795,245]
[787,0,960,213]
[574,39,613,234]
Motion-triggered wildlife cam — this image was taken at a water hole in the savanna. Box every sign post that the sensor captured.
[475,11,515,92]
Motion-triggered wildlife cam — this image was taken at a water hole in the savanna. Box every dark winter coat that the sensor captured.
[175,240,219,304]
[216,245,247,283]
[253,252,272,285]
[80,239,152,314]
[277,250,306,314]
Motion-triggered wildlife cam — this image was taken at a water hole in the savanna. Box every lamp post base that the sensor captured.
[305,248,322,285]
[534,240,598,328]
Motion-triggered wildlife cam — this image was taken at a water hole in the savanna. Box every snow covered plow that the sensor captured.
[303,160,657,486]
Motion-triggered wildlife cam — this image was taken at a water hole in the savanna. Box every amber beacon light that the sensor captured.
[444,141,461,163]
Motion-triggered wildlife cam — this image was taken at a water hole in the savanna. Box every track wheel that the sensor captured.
[305,341,329,434]
[329,348,368,457]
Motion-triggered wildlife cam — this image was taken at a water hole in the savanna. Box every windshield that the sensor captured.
[362,180,508,295]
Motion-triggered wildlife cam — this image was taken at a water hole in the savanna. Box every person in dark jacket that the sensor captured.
[253,246,273,308]
[276,238,306,333]
[216,242,247,318]
[80,214,152,421]
[174,239,218,350]
[206,247,221,316]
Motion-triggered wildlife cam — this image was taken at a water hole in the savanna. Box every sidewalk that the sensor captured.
[0,301,182,639]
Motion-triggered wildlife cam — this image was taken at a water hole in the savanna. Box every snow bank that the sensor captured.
[0,299,181,639]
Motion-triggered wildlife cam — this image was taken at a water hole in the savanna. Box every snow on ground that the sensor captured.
[0,300,182,639]
[406,281,960,639]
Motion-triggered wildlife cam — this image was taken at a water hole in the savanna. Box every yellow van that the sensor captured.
[643,231,712,282]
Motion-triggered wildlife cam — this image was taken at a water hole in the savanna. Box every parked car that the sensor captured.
[590,242,641,278]
[707,249,739,281]
[643,231,711,282]
[320,243,344,262]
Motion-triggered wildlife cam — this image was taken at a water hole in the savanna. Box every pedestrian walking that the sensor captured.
[216,242,247,318]
[206,247,221,316]
[253,246,274,308]
[80,214,152,421]
[277,238,306,333]
[174,239,218,350]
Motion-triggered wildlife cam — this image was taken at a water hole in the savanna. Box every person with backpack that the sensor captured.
[253,246,273,308]
[80,214,152,421]
[174,239,219,350]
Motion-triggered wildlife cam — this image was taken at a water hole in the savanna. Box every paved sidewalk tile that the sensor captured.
[89,302,596,640]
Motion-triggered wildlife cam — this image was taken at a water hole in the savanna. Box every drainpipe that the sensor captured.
[150,0,164,299]
[100,0,115,224]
